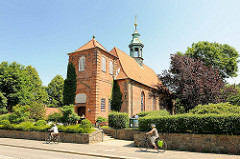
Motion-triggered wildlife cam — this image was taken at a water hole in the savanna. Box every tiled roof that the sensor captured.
[45,107,61,116]
[110,47,160,88]
[75,39,108,52]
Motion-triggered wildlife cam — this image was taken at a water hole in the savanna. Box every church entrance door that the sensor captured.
[78,106,86,116]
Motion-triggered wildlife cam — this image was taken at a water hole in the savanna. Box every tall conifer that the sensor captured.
[110,80,123,112]
[63,63,77,105]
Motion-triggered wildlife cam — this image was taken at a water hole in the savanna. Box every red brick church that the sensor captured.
[67,20,161,123]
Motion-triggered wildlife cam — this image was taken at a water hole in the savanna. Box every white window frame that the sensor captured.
[109,61,113,75]
[101,98,106,111]
[79,56,85,71]
[101,56,106,72]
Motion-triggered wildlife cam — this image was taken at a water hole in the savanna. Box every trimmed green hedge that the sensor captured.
[138,110,170,117]
[109,112,129,129]
[139,114,240,135]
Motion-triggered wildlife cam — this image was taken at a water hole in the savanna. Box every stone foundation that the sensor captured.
[103,128,240,154]
[103,128,140,140]
[0,129,103,144]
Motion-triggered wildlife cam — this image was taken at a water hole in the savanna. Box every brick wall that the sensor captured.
[68,48,160,122]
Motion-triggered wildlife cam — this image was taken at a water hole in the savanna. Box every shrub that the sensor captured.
[61,105,80,124]
[96,116,107,123]
[34,120,47,126]
[0,120,12,129]
[0,120,94,133]
[0,113,10,121]
[48,112,62,122]
[29,102,46,120]
[15,121,34,131]
[139,114,240,135]
[8,105,30,124]
[190,103,240,114]
[108,112,128,129]
[57,122,94,134]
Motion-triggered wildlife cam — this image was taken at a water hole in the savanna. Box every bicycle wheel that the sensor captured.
[136,137,149,152]
[156,139,167,153]
[45,135,51,144]
[54,135,60,144]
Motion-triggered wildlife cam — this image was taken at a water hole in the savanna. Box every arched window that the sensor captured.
[101,56,106,72]
[109,61,113,75]
[134,48,139,57]
[141,92,145,112]
[79,56,85,71]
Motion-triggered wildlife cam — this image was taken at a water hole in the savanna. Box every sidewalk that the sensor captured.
[0,138,239,159]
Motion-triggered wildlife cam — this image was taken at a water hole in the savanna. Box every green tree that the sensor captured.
[63,63,77,105]
[19,66,48,105]
[46,75,64,107]
[0,62,48,110]
[0,62,24,110]
[185,41,239,78]
[221,84,240,106]
[110,80,123,112]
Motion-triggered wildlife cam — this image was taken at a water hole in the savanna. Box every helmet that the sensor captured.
[151,124,156,128]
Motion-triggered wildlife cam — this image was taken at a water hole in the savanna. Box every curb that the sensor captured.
[0,143,139,159]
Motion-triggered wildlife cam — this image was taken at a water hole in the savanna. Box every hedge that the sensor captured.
[139,114,240,135]
[108,112,129,129]
[138,110,170,117]
[0,119,95,134]
[190,102,240,114]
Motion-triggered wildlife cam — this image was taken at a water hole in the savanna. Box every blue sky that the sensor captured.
[1,0,240,86]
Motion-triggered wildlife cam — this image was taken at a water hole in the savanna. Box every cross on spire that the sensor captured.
[134,15,137,32]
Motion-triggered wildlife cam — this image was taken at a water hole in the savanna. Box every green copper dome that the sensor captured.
[129,16,144,66]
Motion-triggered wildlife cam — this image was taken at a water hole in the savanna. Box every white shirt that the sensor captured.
[50,126,59,133]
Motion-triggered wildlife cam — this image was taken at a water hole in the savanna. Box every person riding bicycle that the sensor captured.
[146,124,159,149]
[49,124,59,138]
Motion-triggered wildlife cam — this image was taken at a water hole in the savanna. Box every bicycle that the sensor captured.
[136,134,167,152]
[45,131,60,144]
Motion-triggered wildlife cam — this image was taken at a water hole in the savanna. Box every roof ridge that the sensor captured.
[95,39,108,51]
[114,47,130,79]
[92,39,96,48]
[75,39,93,51]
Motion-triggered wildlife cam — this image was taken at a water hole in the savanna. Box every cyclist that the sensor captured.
[49,124,59,138]
[146,124,159,149]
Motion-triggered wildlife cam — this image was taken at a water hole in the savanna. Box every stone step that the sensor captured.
[103,134,115,141]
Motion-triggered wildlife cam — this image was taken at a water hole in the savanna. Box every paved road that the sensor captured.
[0,145,102,159]
[0,138,239,159]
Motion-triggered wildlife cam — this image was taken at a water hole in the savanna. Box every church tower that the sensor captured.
[129,16,144,66]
